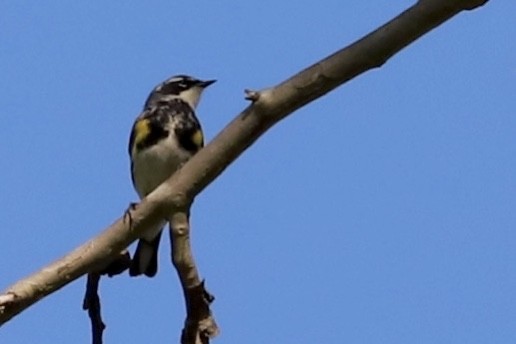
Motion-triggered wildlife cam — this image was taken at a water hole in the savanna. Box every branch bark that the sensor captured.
[81,250,131,344]
[0,0,489,333]
[169,212,218,344]
[82,273,105,344]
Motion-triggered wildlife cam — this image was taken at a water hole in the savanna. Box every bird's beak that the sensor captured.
[198,79,217,88]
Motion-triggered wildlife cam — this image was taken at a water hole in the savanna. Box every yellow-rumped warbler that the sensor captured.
[128,75,215,277]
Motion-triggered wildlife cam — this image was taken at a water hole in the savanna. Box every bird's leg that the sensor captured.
[123,202,138,229]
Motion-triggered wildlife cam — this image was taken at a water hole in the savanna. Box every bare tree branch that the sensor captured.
[82,273,105,344]
[168,212,219,344]
[81,250,131,344]
[0,0,489,335]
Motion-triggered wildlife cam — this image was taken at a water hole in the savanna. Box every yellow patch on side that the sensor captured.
[192,129,204,149]
[132,119,151,155]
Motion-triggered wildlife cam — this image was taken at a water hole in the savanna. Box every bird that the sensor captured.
[128,74,216,277]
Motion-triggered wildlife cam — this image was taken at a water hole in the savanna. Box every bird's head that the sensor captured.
[144,75,216,109]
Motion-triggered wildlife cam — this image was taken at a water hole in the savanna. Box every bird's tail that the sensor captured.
[129,231,162,277]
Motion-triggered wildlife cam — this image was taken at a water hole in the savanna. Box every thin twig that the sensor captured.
[82,250,131,344]
[82,273,105,344]
[169,212,219,344]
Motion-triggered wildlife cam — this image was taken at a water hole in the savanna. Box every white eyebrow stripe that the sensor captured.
[155,77,185,92]
[166,77,186,83]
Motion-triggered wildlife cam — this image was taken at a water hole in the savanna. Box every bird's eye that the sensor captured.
[178,82,187,88]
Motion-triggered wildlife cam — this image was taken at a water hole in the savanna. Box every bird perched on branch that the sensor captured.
[128,74,216,277]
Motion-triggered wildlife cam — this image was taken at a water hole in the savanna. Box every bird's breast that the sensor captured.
[131,135,192,198]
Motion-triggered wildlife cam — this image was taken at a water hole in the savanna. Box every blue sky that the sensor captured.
[1,1,515,343]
